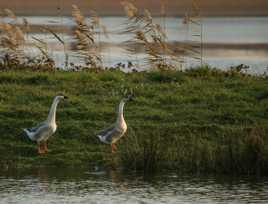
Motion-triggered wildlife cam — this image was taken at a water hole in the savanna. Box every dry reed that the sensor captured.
[41,26,68,68]
[0,9,26,67]
[31,36,55,69]
[121,1,183,70]
[182,0,203,65]
[71,4,103,69]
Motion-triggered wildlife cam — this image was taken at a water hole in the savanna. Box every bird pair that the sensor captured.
[23,95,132,154]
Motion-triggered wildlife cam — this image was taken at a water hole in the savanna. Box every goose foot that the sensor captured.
[44,142,49,153]
[38,143,45,154]
[111,143,118,153]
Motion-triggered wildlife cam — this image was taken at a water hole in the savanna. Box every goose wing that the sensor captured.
[98,124,115,137]
[26,122,47,133]
[25,122,52,141]
[97,124,122,144]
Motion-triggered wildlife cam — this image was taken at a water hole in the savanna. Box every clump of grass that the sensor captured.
[119,125,268,175]
[243,127,266,174]
[121,1,183,70]
[119,128,165,172]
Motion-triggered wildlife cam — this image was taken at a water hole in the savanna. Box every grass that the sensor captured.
[0,67,267,175]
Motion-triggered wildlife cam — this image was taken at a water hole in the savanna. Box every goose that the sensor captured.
[97,95,132,153]
[23,95,68,154]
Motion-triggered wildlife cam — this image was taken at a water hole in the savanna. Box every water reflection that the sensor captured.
[0,168,268,204]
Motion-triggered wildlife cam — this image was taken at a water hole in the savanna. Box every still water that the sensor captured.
[3,16,268,73]
[0,168,268,204]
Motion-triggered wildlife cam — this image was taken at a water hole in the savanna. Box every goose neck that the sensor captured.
[47,97,60,124]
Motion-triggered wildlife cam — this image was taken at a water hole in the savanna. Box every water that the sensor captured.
[0,168,268,204]
[3,16,268,73]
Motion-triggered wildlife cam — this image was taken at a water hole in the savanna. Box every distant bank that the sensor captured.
[0,0,268,16]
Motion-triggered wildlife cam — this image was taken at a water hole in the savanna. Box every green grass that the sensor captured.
[0,67,267,175]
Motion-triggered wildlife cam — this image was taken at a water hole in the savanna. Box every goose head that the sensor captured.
[122,94,133,103]
[55,94,68,101]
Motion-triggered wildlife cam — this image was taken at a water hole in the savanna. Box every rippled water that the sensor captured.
[0,168,268,204]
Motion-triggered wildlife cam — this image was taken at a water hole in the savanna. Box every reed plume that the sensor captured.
[121,1,138,19]
[31,36,55,69]
[71,4,103,69]
[121,1,182,70]
[0,9,26,67]
[182,0,203,65]
[3,9,17,20]
[41,26,68,68]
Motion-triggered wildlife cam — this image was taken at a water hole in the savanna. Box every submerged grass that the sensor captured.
[0,67,267,175]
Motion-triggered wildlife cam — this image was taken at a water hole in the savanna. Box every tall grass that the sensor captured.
[0,9,56,70]
[0,9,26,67]
[31,36,55,70]
[41,26,68,69]
[119,115,268,174]
[71,5,102,69]
[182,0,203,65]
[121,1,183,70]
[0,6,108,70]
[0,3,202,71]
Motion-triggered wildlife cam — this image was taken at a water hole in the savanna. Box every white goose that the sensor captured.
[23,95,68,154]
[97,96,132,153]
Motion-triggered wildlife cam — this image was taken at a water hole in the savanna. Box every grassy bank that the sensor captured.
[0,67,267,175]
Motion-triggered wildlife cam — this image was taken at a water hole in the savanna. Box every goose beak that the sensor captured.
[63,96,68,100]
[128,96,134,102]
[127,94,134,102]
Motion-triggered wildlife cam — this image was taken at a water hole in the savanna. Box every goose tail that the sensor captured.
[97,135,103,142]
[97,134,109,144]
[23,128,35,141]
[23,128,30,135]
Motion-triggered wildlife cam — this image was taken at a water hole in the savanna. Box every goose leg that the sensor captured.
[37,143,41,154]
[41,143,46,154]
[38,143,45,154]
[111,143,118,153]
[44,141,48,152]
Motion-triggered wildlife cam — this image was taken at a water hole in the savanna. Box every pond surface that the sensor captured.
[0,168,268,204]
